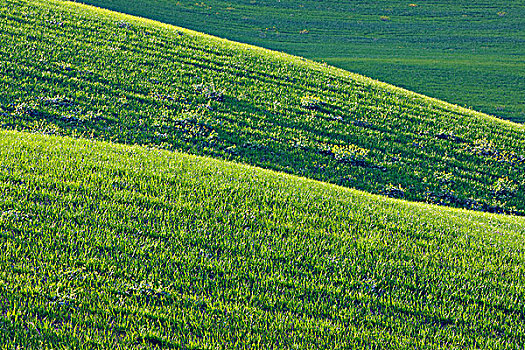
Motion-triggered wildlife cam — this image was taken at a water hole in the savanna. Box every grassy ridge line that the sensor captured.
[66,0,521,129]
[1,129,524,348]
[75,0,525,122]
[2,0,525,215]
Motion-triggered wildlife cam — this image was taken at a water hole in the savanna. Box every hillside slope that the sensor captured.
[1,130,525,348]
[79,0,525,122]
[1,0,524,215]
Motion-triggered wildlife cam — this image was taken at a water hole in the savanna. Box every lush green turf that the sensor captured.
[1,0,525,215]
[77,0,525,123]
[1,130,525,348]
[2,1,525,348]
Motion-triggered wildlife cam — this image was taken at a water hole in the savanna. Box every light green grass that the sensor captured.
[77,0,525,123]
[1,129,525,348]
[1,0,524,215]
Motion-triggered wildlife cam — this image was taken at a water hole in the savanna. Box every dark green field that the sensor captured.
[1,0,525,348]
[78,0,525,122]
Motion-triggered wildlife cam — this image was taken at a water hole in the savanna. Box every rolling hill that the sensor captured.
[2,130,525,348]
[1,0,524,215]
[77,0,525,123]
[1,1,525,348]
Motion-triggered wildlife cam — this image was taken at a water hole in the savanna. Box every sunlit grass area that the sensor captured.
[1,130,524,348]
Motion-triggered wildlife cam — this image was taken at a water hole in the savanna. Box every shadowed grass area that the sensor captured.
[1,0,524,215]
[1,130,524,348]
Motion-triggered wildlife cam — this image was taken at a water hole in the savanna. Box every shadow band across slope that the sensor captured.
[0,0,524,215]
[1,130,524,348]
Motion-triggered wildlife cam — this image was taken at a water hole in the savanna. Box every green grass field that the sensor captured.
[1,0,525,348]
[1,0,524,215]
[78,0,525,123]
[2,130,525,348]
